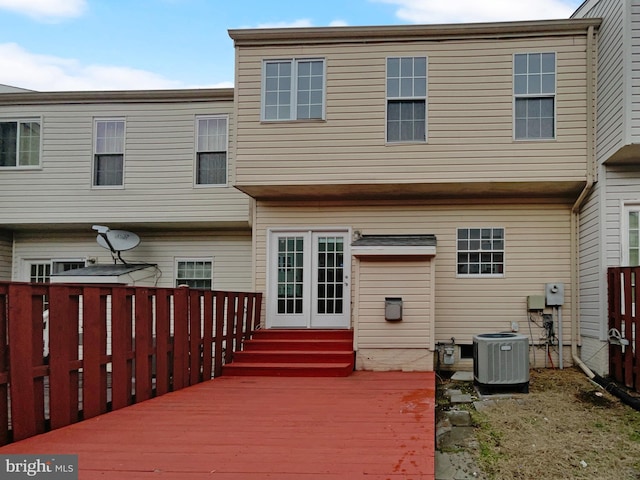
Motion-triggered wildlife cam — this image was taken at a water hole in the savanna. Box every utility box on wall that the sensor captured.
[385,297,403,321]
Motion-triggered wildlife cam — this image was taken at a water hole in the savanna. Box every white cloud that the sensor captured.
[254,19,314,29]
[329,20,349,27]
[0,0,87,21]
[372,0,579,24]
[0,43,191,91]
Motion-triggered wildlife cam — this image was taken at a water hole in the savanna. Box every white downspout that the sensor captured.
[570,24,597,379]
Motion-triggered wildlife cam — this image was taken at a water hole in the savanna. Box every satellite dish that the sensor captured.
[96,230,140,252]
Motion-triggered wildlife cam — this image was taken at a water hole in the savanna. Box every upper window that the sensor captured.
[457,228,505,277]
[29,259,85,283]
[514,53,556,140]
[196,116,227,186]
[386,57,427,143]
[175,259,213,290]
[262,59,325,121]
[94,119,125,187]
[0,120,41,167]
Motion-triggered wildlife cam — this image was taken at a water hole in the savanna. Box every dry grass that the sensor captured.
[473,368,640,479]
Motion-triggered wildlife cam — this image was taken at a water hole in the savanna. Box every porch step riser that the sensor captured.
[223,329,355,377]
[251,329,353,341]
[243,340,353,352]
[222,363,354,377]
[233,351,354,364]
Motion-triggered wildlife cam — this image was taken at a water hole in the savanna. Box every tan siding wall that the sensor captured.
[13,230,253,291]
[0,100,250,226]
[236,36,590,187]
[354,257,433,349]
[254,201,572,345]
[0,230,12,281]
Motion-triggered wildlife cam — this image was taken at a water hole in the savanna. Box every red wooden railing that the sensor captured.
[608,267,640,393]
[0,282,262,445]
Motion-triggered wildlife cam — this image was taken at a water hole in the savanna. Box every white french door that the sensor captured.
[267,230,351,329]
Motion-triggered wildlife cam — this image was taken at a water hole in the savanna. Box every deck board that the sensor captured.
[0,371,435,479]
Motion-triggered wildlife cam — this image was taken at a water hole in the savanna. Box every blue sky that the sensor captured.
[0,0,584,91]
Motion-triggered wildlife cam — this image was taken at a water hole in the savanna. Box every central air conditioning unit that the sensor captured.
[473,333,529,394]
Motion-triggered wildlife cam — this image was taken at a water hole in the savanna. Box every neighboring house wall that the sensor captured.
[12,230,253,291]
[574,0,638,375]
[0,90,248,227]
[0,230,12,280]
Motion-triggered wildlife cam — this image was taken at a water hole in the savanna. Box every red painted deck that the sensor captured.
[0,371,435,479]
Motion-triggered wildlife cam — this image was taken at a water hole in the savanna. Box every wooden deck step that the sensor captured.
[223,329,355,377]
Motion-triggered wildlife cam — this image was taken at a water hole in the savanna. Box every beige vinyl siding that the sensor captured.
[254,201,572,345]
[12,230,252,291]
[0,100,249,227]
[235,36,590,188]
[0,230,12,280]
[354,257,434,349]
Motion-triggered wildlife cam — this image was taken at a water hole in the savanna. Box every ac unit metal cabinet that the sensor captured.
[473,333,529,393]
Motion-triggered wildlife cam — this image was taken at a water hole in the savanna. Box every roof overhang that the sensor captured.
[229,18,601,46]
[603,144,640,165]
[50,263,157,285]
[352,234,437,257]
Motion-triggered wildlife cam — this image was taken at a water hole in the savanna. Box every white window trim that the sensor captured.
[23,258,86,282]
[385,56,428,145]
[456,227,506,278]
[512,52,557,142]
[92,117,126,189]
[194,114,229,188]
[0,117,43,169]
[621,202,640,266]
[261,58,326,122]
[174,257,214,289]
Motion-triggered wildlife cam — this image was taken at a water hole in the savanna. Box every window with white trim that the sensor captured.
[175,259,213,289]
[0,119,41,167]
[623,204,640,266]
[514,52,556,140]
[29,259,86,283]
[262,58,325,121]
[196,116,227,185]
[94,119,125,186]
[457,228,505,276]
[386,56,427,143]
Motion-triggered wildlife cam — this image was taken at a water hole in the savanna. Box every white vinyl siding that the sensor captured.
[253,202,572,346]
[93,119,125,187]
[0,232,12,281]
[0,119,41,167]
[12,230,252,291]
[262,59,325,121]
[196,115,227,186]
[0,98,249,226]
[631,0,640,140]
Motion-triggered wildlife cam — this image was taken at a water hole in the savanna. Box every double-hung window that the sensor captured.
[94,119,125,186]
[0,119,41,167]
[175,259,213,289]
[196,116,227,185]
[514,52,556,140]
[457,228,505,277]
[262,58,325,121]
[386,56,427,143]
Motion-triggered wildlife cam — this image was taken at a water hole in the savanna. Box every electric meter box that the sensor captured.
[545,283,565,306]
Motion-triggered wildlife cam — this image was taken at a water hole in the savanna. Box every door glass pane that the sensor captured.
[316,236,344,315]
[277,236,304,314]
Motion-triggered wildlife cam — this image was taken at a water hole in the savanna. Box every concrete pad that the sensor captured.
[450,393,473,404]
[451,371,474,382]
